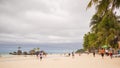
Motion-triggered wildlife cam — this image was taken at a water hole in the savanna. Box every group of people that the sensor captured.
[92,48,120,59]
[100,48,116,59]
[35,49,120,60]
[36,51,76,60]
[36,51,46,60]
[67,52,75,58]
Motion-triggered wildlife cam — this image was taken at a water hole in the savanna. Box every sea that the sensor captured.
[0,42,83,56]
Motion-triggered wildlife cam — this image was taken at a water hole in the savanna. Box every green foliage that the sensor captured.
[17,50,22,55]
[83,32,98,50]
[84,0,120,50]
[87,0,98,9]
[114,0,120,8]
[29,50,35,55]
[96,0,110,15]
[83,34,89,50]
[23,51,28,55]
[75,49,85,53]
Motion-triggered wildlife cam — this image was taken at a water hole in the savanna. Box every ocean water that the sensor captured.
[0,42,83,55]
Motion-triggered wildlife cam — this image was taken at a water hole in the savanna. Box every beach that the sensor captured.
[0,54,120,68]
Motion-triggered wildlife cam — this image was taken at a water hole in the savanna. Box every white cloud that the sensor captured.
[0,0,95,44]
[24,10,66,21]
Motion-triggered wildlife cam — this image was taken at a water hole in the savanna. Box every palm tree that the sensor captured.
[29,50,35,55]
[33,48,37,52]
[87,0,120,11]
[83,0,120,50]
[37,48,40,51]
[18,46,21,50]
[90,14,102,33]
[17,46,22,55]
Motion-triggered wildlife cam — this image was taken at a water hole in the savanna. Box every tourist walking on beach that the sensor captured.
[72,52,75,58]
[68,53,71,57]
[93,50,95,57]
[39,51,43,61]
[100,48,105,59]
[79,52,81,56]
[105,49,109,56]
[109,51,113,59]
[36,51,39,59]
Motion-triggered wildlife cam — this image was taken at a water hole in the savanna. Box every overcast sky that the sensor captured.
[0,0,95,44]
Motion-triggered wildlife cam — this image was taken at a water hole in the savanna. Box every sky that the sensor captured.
[0,0,95,44]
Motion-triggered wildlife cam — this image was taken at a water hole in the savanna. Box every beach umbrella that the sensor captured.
[101,45,109,49]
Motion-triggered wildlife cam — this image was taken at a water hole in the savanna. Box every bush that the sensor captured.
[17,50,22,55]
[76,49,85,53]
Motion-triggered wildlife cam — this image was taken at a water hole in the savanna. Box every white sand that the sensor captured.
[0,54,120,68]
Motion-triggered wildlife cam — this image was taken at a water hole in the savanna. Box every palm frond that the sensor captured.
[87,0,99,9]
[87,0,92,9]
[96,0,110,15]
[93,0,99,3]
[90,14,101,27]
[115,0,120,8]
